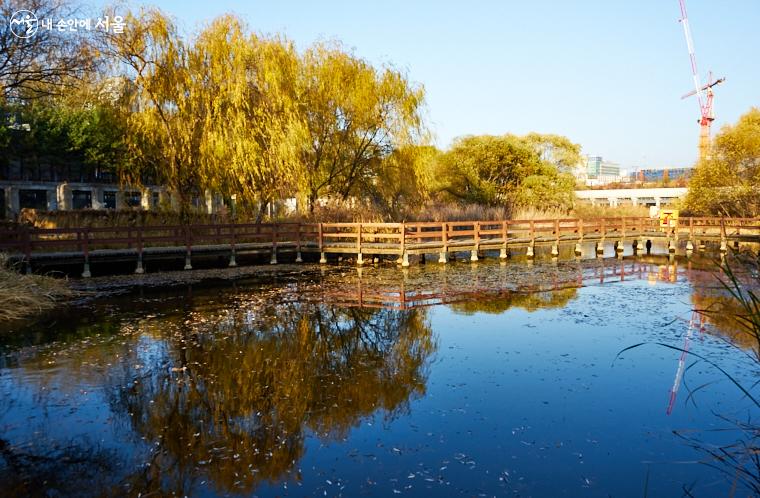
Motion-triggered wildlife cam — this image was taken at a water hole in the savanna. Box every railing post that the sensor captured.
[400,223,409,267]
[439,222,448,263]
[616,218,625,255]
[319,223,327,264]
[686,218,694,253]
[135,225,145,274]
[470,221,479,261]
[596,218,605,256]
[184,225,192,270]
[551,219,560,257]
[499,221,507,259]
[81,227,91,278]
[295,222,303,263]
[356,223,363,265]
[527,220,535,258]
[720,218,727,252]
[23,225,32,274]
[270,224,278,264]
[229,221,237,267]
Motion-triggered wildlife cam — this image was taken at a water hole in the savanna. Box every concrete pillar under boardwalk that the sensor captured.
[686,240,694,252]
[574,242,582,256]
[270,249,278,265]
[439,251,448,263]
[356,252,364,265]
[320,252,327,264]
[229,250,237,267]
[295,250,303,263]
[401,252,410,267]
[135,254,144,274]
[82,252,91,278]
[499,247,507,259]
[526,244,534,258]
[470,249,478,262]
[596,241,604,256]
[668,239,677,253]
[551,244,559,257]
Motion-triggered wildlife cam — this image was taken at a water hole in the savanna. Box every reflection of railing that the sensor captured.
[323,259,695,311]
[2,217,758,276]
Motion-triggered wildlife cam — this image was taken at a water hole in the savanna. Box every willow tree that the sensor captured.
[100,8,203,219]
[195,17,305,220]
[299,43,426,212]
[684,107,760,217]
[370,145,438,219]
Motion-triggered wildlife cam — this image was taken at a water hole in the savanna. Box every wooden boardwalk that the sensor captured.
[1,217,759,276]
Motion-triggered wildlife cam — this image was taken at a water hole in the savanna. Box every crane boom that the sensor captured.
[678,0,705,115]
[680,77,725,100]
[677,0,724,162]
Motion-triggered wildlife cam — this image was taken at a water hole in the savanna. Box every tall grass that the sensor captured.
[712,253,760,359]
[572,204,651,219]
[0,254,75,323]
[19,208,235,229]
[19,202,654,229]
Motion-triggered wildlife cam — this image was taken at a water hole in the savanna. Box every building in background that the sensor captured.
[585,156,621,186]
[629,167,693,183]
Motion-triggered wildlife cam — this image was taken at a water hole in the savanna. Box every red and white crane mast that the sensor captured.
[677,0,725,161]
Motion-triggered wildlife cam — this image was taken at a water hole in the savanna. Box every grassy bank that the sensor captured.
[0,255,75,323]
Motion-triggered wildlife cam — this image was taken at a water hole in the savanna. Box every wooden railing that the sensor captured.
[1,217,759,271]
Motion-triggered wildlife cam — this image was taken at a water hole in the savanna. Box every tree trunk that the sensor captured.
[255,199,269,224]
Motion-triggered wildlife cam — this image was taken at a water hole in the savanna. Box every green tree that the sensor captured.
[436,134,538,206]
[0,79,129,182]
[523,132,582,171]
[684,108,760,216]
[435,133,577,212]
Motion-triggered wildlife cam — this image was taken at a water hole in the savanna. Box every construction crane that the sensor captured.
[677,0,725,162]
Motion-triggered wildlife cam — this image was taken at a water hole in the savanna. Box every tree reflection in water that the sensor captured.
[4,256,760,496]
[107,300,435,495]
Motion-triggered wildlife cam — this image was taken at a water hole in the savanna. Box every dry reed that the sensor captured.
[0,254,75,323]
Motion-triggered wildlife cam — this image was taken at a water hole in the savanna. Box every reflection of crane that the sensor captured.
[677,0,725,162]
[666,311,705,415]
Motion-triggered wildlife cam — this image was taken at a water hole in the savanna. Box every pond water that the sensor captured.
[1,257,758,497]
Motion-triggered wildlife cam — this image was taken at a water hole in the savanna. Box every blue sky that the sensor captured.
[99,0,759,170]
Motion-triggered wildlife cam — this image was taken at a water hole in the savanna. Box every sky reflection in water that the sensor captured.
[0,257,757,497]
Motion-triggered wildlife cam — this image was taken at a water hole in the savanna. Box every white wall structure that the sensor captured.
[0,181,166,219]
[574,188,687,207]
